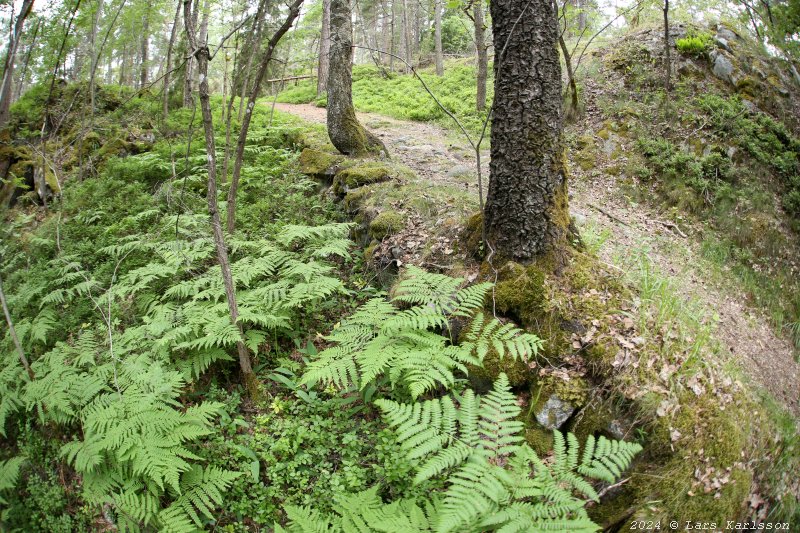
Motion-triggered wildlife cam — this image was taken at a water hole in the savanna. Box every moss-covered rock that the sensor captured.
[468,348,532,392]
[333,162,393,195]
[343,186,371,213]
[368,210,405,240]
[460,211,484,259]
[297,148,345,180]
[524,427,555,456]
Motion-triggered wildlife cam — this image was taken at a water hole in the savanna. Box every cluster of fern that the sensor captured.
[302,266,543,398]
[284,268,641,532]
[279,375,642,532]
[0,212,355,530]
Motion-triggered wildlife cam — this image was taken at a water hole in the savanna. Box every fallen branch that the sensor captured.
[587,202,629,227]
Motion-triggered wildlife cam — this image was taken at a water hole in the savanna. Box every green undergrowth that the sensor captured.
[277,63,492,134]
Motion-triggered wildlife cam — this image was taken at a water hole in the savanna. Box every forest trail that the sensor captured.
[272,101,800,416]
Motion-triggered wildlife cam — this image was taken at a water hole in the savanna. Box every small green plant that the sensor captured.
[301,267,542,398]
[277,374,642,532]
[676,31,713,58]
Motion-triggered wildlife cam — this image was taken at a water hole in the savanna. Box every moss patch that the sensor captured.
[368,210,405,240]
[297,148,345,179]
[333,162,394,195]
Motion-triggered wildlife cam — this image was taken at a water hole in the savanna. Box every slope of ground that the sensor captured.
[273,101,800,415]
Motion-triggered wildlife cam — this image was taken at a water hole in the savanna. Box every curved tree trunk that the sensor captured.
[558,34,579,121]
[182,0,261,400]
[226,0,304,233]
[327,0,387,156]
[317,0,331,96]
[484,0,568,263]
[162,0,182,120]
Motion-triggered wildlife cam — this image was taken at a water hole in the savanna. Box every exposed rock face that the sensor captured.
[534,394,577,430]
[711,52,735,83]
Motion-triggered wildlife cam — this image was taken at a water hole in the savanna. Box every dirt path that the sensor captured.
[273,101,800,416]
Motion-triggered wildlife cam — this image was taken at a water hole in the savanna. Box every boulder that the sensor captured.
[711,53,735,84]
[534,394,577,430]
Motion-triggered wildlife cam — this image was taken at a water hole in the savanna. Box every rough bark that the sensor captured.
[226,0,304,233]
[162,0,182,120]
[0,274,34,380]
[327,0,388,156]
[484,0,569,263]
[434,0,443,76]
[473,1,487,111]
[182,0,260,400]
[317,0,332,96]
[0,0,34,129]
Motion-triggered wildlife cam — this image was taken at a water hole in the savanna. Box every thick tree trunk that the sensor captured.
[0,0,35,129]
[226,0,304,234]
[474,1,487,111]
[326,0,387,156]
[163,0,182,119]
[317,0,331,96]
[182,0,261,400]
[434,0,443,76]
[484,0,568,263]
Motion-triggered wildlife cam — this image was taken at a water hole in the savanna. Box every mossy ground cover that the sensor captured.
[278,63,492,135]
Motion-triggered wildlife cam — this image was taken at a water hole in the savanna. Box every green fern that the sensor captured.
[302,269,541,398]
[277,411,642,533]
[0,456,25,506]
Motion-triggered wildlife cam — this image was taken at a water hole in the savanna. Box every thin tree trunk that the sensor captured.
[0,274,34,380]
[89,0,104,112]
[0,0,35,129]
[559,33,579,120]
[14,18,40,102]
[182,0,260,400]
[663,0,671,92]
[163,0,182,120]
[434,0,443,76]
[183,0,199,106]
[389,0,395,71]
[474,1,487,111]
[226,0,305,234]
[484,0,568,263]
[140,0,152,88]
[317,0,331,96]
[401,0,412,72]
[238,0,268,122]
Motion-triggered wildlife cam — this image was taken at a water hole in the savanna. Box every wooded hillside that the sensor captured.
[0,0,799,531]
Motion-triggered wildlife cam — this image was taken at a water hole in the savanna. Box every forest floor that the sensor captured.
[272,101,800,417]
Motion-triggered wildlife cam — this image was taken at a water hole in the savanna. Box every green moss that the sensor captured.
[461,211,484,258]
[333,162,393,195]
[597,128,611,140]
[297,148,345,179]
[494,262,548,326]
[735,76,760,97]
[524,427,554,456]
[343,186,371,213]
[468,348,532,391]
[364,241,378,263]
[368,210,405,240]
[98,137,133,159]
